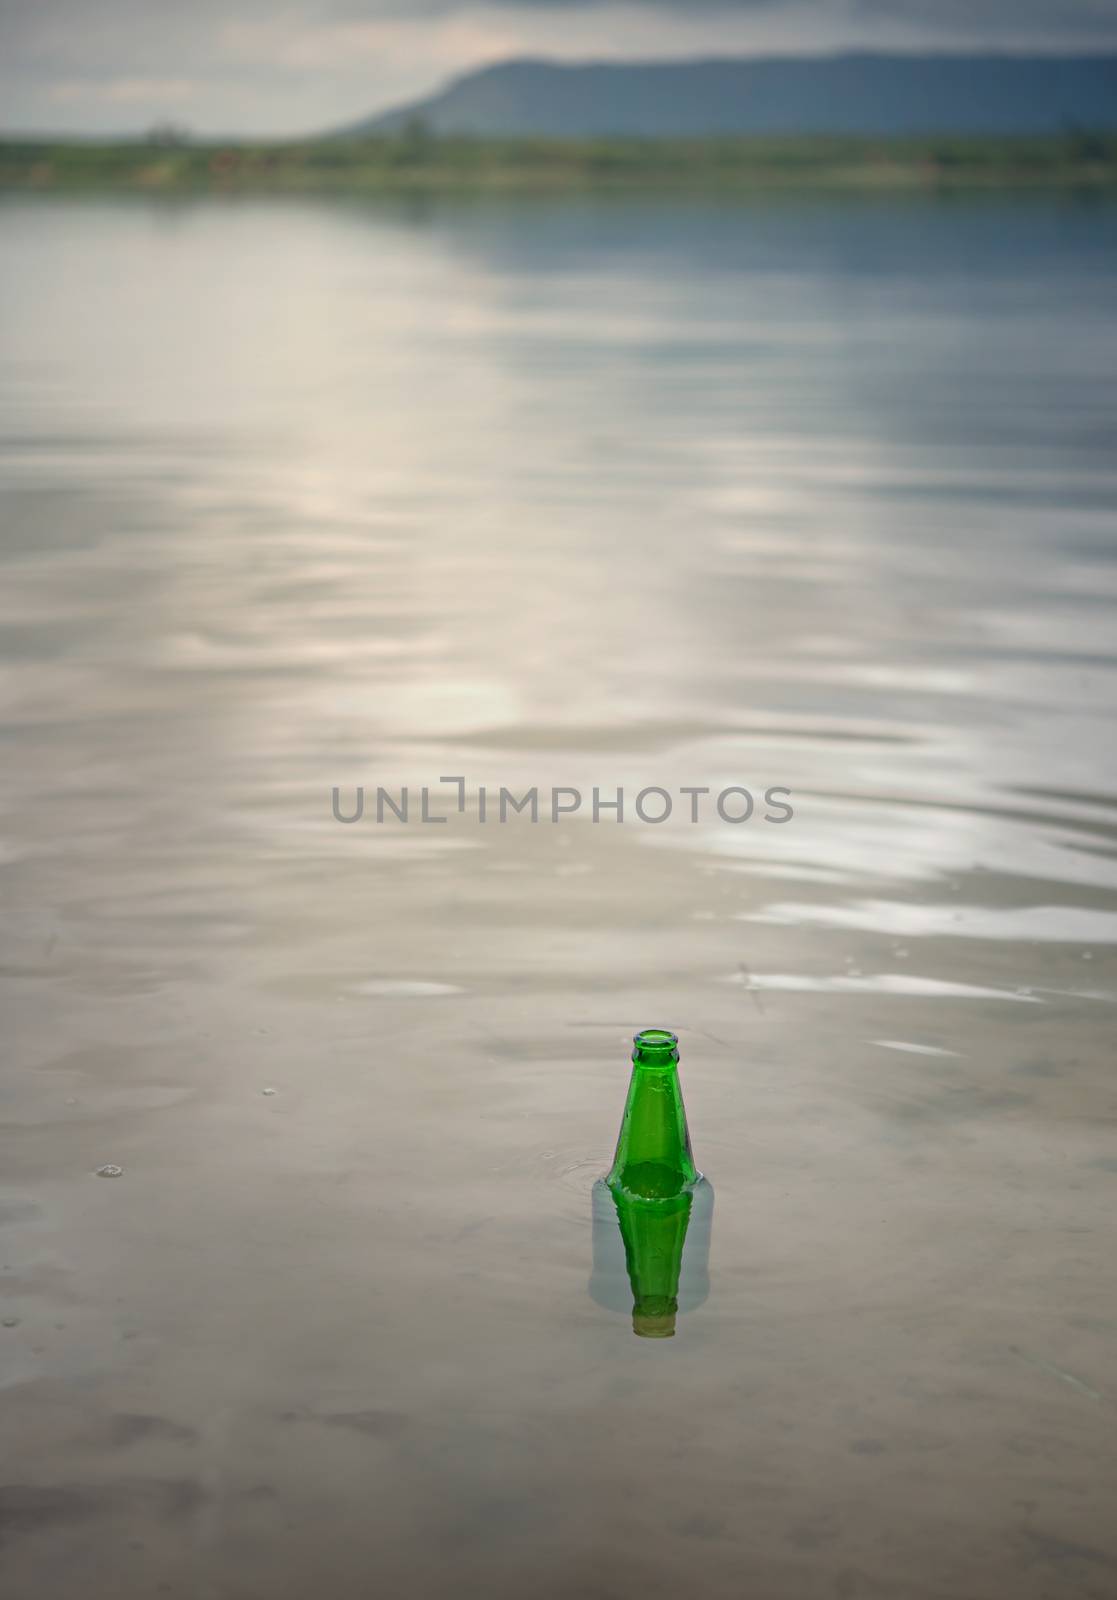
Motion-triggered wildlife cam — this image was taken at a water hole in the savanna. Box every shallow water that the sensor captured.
[1,192,1116,1599]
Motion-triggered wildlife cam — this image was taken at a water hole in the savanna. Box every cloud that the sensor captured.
[856,0,1117,32]
[343,0,1117,18]
[49,77,197,105]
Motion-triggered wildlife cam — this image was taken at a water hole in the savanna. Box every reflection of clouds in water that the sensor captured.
[2,197,1116,982]
[6,199,1114,840]
[720,971,1040,1002]
[741,899,1117,945]
[644,794,1117,895]
[871,1040,962,1057]
[354,979,464,998]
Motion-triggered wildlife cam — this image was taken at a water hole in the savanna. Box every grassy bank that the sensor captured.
[3,130,1117,194]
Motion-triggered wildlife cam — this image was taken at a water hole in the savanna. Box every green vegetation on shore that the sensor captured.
[3,128,1116,195]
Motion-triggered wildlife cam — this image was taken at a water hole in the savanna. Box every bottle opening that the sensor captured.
[634,1028,677,1050]
[627,1030,678,1068]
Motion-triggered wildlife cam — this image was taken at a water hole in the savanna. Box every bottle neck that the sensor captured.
[631,1050,678,1075]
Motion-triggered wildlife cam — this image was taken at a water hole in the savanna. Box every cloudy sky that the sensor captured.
[2,0,1116,136]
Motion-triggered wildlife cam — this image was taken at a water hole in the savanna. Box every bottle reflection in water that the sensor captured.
[590,1029,713,1339]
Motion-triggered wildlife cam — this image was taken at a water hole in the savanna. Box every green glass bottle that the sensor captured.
[597,1029,707,1339]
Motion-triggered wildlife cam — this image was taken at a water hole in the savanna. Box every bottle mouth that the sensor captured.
[632,1028,679,1064]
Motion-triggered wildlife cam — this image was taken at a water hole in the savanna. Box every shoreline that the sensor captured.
[3,132,1116,195]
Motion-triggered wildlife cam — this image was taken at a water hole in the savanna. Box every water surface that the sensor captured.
[2,193,1116,1599]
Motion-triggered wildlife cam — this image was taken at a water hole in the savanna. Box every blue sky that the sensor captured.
[3,0,1115,136]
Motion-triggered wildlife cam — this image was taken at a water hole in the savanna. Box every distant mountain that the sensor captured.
[350,53,1117,139]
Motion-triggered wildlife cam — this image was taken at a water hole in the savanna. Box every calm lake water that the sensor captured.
[1,193,1116,1599]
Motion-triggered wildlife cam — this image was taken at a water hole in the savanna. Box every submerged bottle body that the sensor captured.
[590,1176,714,1323]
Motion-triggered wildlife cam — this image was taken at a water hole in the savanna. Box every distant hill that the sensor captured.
[351,53,1117,139]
